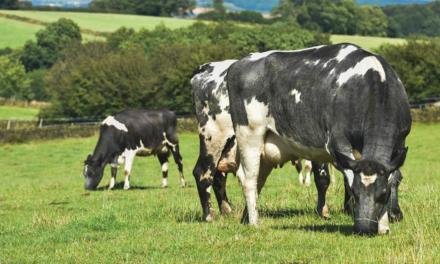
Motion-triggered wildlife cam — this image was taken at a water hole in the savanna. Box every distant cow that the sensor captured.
[191,60,328,221]
[227,43,411,235]
[83,109,185,190]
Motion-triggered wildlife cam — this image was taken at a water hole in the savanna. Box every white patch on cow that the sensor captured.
[102,116,128,132]
[161,162,168,172]
[388,171,395,183]
[290,89,302,104]
[162,177,168,188]
[123,175,130,190]
[162,132,176,151]
[206,185,212,194]
[361,173,377,187]
[324,134,331,154]
[191,60,237,91]
[337,56,386,86]
[344,170,355,187]
[247,46,325,61]
[109,177,116,190]
[335,45,359,62]
[304,160,312,187]
[378,211,390,235]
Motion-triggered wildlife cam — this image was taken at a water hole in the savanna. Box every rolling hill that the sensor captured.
[0,10,406,50]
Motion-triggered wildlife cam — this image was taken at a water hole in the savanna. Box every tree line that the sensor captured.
[1,19,439,118]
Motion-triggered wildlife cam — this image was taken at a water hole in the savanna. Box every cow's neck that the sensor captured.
[92,136,122,166]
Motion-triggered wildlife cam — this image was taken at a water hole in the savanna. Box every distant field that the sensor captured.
[0,124,439,262]
[0,17,41,48]
[0,106,39,120]
[0,10,406,50]
[0,10,195,32]
[331,34,406,50]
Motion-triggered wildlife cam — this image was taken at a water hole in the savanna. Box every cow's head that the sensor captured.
[335,148,407,235]
[83,154,105,190]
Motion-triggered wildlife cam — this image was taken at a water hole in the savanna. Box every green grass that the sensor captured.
[331,34,406,51]
[0,124,439,263]
[0,106,39,120]
[0,10,196,32]
[0,17,42,48]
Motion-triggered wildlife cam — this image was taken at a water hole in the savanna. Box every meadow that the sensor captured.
[0,105,39,120]
[0,123,439,263]
[0,10,406,50]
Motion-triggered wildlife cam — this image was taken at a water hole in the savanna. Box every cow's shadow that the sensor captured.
[273,223,354,236]
[260,208,309,218]
[96,182,162,191]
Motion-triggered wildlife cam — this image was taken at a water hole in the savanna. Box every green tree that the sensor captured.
[20,18,82,72]
[355,6,388,37]
[213,0,225,13]
[0,0,18,9]
[377,39,440,101]
[0,56,31,100]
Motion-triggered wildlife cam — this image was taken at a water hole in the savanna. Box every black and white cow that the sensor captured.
[227,43,411,235]
[191,60,331,221]
[83,109,185,190]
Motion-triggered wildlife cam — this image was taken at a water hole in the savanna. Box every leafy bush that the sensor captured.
[0,56,31,100]
[42,22,329,118]
[377,39,440,102]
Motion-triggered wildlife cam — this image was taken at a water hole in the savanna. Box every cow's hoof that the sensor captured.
[123,184,130,190]
[305,180,311,187]
[389,208,403,223]
[161,184,168,188]
[240,211,249,224]
[180,180,186,188]
[221,201,232,215]
[318,205,331,219]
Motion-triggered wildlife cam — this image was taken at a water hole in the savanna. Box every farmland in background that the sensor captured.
[0,10,406,50]
[0,106,39,120]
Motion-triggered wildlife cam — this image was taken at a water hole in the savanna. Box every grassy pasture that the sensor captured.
[0,124,439,263]
[330,34,406,51]
[0,17,42,48]
[0,106,39,120]
[0,10,196,32]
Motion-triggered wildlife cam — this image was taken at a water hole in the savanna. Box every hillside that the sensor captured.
[0,10,406,50]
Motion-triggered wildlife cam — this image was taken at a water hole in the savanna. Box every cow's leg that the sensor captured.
[193,157,215,221]
[312,162,331,219]
[388,170,403,222]
[343,174,355,215]
[123,151,136,190]
[212,171,232,215]
[241,158,273,224]
[293,160,302,174]
[193,134,216,221]
[109,164,117,190]
[109,156,118,190]
[157,152,169,188]
[169,141,186,187]
[236,128,264,226]
[304,160,312,187]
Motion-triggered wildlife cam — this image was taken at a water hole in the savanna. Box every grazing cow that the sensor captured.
[191,60,330,221]
[83,109,185,190]
[227,43,411,235]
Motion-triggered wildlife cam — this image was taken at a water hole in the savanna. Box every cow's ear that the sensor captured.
[387,147,408,172]
[334,151,358,171]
